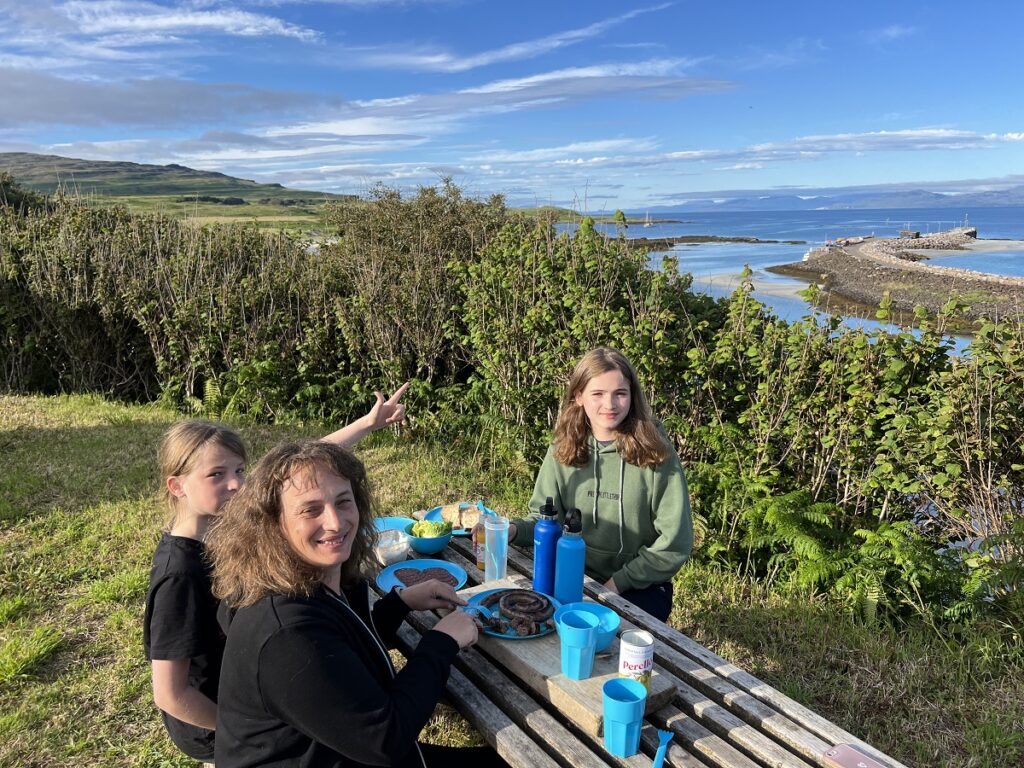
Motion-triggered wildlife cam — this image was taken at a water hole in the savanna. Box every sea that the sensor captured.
[564,206,1024,346]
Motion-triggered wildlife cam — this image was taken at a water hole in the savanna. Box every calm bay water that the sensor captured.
[565,207,1024,341]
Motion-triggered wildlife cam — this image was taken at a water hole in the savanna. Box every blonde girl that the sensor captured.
[142,386,408,761]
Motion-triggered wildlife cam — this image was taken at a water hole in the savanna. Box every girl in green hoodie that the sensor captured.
[509,347,692,621]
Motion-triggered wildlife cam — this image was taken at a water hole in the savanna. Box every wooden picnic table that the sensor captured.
[371,534,908,768]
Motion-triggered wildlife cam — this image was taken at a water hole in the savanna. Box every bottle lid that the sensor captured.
[539,496,557,519]
[563,507,583,535]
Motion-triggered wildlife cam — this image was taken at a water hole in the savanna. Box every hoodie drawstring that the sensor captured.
[618,455,625,555]
[591,437,626,554]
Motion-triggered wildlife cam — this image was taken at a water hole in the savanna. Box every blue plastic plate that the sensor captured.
[376,559,468,593]
[467,588,561,640]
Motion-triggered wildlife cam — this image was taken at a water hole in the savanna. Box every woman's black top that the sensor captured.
[143,533,223,760]
[215,581,459,768]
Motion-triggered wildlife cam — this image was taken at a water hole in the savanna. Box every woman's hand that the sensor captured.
[432,610,479,649]
[398,579,467,611]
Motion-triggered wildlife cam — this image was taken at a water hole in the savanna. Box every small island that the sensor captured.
[769,227,1024,324]
[631,234,806,250]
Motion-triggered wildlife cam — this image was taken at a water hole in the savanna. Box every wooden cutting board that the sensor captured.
[458,579,677,736]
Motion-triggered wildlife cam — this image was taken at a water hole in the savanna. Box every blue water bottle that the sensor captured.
[532,497,561,595]
[554,507,585,605]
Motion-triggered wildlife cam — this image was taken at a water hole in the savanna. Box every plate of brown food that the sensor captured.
[465,588,561,639]
[377,559,468,593]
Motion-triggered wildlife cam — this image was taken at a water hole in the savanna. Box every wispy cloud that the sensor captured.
[460,59,700,94]
[0,0,321,78]
[733,37,826,70]
[346,3,672,72]
[60,0,320,41]
[467,138,659,164]
[867,24,917,44]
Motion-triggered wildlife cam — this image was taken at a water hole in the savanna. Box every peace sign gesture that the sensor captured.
[322,382,411,448]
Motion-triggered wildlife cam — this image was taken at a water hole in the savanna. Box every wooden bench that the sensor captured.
[372,536,908,768]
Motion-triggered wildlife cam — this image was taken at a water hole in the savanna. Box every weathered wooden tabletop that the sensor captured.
[372,533,908,768]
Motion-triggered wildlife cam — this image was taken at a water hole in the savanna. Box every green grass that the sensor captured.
[1,394,1022,766]
[89,195,329,233]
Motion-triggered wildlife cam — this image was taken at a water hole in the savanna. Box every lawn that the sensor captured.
[1,394,1021,766]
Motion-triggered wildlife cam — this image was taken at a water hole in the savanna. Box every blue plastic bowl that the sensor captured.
[375,516,417,534]
[554,601,621,651]
[404,522,452,554]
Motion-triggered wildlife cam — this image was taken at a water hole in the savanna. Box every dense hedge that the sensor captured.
[1,178,1020,625]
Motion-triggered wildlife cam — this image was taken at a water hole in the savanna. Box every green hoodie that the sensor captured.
[516,437,693,592]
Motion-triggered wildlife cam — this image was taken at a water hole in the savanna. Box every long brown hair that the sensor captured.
[158,420,248,528]
[553,347,668,469]
[208,440,376,608]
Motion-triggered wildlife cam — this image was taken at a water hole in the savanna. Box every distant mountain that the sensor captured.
[649,185,1024,212]
[0,152,353,202]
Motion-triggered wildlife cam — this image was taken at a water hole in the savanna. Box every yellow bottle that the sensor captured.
[474,523,486,571]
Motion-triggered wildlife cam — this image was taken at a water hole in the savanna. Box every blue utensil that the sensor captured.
[652,729,672,768]
[463,603,494,620]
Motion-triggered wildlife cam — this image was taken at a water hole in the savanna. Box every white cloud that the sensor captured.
[59,0,321,41]
[345,3,672,72]
[469,139,659,164]
[460,59,697,94]
[879,24,916,40]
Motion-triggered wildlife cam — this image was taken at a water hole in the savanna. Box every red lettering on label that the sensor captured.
[620,660,653,671]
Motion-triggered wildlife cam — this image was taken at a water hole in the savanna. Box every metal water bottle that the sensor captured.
[532,497,561,595]
[554,507,585,605]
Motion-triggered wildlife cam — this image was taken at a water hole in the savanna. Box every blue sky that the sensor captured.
[2,0,1023,209]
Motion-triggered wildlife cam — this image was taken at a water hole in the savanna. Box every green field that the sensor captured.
[0,152,358,232]
[1,395,1021,766]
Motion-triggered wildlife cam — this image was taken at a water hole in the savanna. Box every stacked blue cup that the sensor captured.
[557,609,599,680]
[602,678,648,757]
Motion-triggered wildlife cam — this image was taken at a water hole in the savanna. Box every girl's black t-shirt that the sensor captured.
[143,532,224,761]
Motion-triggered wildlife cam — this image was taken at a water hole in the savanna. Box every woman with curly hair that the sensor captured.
[208,439,506,768]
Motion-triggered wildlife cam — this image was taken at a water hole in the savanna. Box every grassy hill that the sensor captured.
[0,152,350,201]
[0,152,358,231]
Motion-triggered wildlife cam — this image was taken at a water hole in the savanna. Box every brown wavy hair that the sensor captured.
[158,420,248,528]
[208,440,376,608]
[553,347,668,469]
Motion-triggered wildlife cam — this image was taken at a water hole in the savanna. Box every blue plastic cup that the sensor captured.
[558,609,599,680]
[602,678,648,757]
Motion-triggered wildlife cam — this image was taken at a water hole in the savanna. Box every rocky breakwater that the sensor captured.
[769,228,1024,324]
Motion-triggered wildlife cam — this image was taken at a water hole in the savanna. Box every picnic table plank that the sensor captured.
[651,705,762,768]
[390,609,562,768]
[640,724,711,768]
[575,582,908,768]
[612,612,828,766]
[448,537,907,768]
[458,578,677,737]
[403,607,618,768]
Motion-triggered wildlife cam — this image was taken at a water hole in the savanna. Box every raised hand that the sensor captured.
[365,381,410,431]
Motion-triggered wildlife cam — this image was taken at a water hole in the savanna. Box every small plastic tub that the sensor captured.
[375,529,411,565]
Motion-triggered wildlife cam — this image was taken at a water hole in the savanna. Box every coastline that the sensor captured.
[768,231,1024,325]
